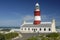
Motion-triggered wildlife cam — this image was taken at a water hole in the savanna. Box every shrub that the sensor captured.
[0,33,6,40]
[46,33,59,38]
[27,36,38,40]
[5,32,19,39]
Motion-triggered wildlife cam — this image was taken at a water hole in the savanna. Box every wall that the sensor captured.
[20,27,52,33]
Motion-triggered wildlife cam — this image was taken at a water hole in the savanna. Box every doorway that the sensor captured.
[34,29,36,32]
[33,29,37,32]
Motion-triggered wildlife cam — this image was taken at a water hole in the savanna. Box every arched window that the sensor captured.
[44,28,46,31]
[32,29,33,30]
[40,28,41,31]
[28,28,30,30]
[25,28,26,30]
[49,28,51,31]
[36,29,37,31]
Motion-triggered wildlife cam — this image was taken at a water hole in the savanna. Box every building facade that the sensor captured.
[20,3,57,33]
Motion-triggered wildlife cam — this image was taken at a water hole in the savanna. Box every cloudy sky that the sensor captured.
[0,0,60,27]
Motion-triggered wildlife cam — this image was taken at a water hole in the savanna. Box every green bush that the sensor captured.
[0,33,6,40]
[46,33,59,38]
[5,32,19,39]
[27,36,38,40]
[0,32,19,40]
[27,33,60,40]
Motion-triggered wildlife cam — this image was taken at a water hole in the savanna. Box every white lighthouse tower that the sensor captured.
[34,3,41,25]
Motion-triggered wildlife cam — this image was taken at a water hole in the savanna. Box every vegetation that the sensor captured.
[5,32,19,39]
[46,33,59,37]
[0,32,19,40]
[27,36,38,40]
[0,33,5,40]
[27,33,60,40]
[0,29,11,32]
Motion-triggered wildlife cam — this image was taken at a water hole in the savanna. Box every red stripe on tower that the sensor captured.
[33,3,41,25]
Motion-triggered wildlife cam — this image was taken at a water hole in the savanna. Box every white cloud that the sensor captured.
[22,15,52,22]
[41,15,52,22]
[23,15,34,21]
[41,15,47,19]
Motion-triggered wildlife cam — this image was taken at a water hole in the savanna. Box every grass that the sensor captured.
[27,33,60,40]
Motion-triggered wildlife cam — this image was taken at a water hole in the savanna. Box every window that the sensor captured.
[49,28,51,31]
[28,28,30,30]
[36,6,39,9]
[40,28,41,31]
[32,29,33,30]
[44,28,46,31]
[36,29,37,31]
[25,28,26,30]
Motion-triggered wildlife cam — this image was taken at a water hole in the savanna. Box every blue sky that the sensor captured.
[0,0,60,27]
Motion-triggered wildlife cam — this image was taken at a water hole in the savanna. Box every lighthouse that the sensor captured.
[20,2,56,33]
[33,3,41,25]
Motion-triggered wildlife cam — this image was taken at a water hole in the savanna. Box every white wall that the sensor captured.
[51,19,57,32]
[20,27,52,33]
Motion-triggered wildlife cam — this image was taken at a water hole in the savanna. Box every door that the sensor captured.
[34,29,36,32]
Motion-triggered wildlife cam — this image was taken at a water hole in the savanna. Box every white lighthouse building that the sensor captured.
[20,3,57,33]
